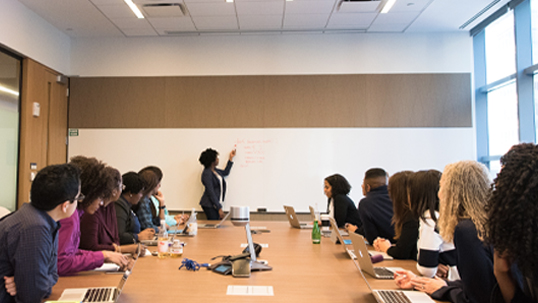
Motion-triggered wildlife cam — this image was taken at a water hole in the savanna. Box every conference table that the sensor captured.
[47,221,429,303]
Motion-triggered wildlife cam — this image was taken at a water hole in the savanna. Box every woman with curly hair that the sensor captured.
[199,148,236,220]
[486,143,538,303]
[373,171,418,260]
[323,174,362,230]
[393,161,495,303]
[57,156,129,276]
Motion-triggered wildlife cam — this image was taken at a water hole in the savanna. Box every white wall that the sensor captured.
[70,32,472,77]
[0,0,71,73]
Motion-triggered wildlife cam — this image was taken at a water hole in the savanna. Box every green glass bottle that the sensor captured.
[312,220,321,244]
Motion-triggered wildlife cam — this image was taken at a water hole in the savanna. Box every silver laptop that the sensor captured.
[58,244,141,303]
[328,217,356,259]
[283,205,313,229]
[308,206,317,221]
[351,249,435,303]
[349,232,403,279]
[199,212,230,229]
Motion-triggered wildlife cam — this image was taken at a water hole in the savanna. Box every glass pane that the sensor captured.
[487,82,519,156]
[485,11,516,84]
[532,0,538,64]
[0,51,20,212]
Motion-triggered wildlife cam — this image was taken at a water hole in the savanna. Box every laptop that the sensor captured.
[349,232,403,279]
[283,205,313,229]
[58,244,141,303]
[199,212,230,229]
[351,250,435,303]
[308,206,317,221]
[328,217,356,259]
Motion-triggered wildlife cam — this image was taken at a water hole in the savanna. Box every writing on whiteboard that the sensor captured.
[235,139,272,168]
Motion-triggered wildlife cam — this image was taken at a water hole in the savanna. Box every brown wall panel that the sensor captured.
[69,73,471,129]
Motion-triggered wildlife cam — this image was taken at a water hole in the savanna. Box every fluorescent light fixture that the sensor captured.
[226,0,234,3]
[124,0,144,18]
[381,0,396,13]
[0,85,19,97]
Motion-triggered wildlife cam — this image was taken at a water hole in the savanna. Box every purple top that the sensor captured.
[57,208,104,276]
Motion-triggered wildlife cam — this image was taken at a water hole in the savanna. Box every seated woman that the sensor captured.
[373,171,418,260]
[136,168,164,232]
[79,167,140,255]
[58,156,129,276]
[486,143,538,303]
[141,166,187,229]
[394,161,495,303]
[323,174,362,230]
[410,170,459,280]
[115,172,155,245]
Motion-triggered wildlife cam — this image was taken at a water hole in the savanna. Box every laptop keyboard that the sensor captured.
[374,267,394,279]
[84,287,113,302]
[377,290,411,303]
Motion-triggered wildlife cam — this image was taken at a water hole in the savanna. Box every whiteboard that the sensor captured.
[68,128,476,212]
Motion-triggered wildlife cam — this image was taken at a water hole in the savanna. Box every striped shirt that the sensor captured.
[416,211,459,280]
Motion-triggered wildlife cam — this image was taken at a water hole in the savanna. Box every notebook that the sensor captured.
[328,217,356,259]
[199,212,230,229]
[351,249,435,303]
[58,244,141,303]
[349,232,403,279]
[283,205,313,229]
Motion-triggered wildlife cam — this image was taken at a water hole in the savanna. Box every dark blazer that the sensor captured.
[330,194,362,229]
[79,203,119,252]
[114,196,139,245]
[199,160,233,210]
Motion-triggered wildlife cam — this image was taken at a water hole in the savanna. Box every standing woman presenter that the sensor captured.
[199,148,236,220]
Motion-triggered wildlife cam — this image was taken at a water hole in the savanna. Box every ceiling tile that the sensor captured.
[239,15,282,29]
[235,1,284,15]
[372,12,418,25]
[186,2,236,16]
[147,17,196,29]
[326,12,376,27]
[120,28,159,36]
[191,15,239,29]
[390,0,431,12]
[96,4,135,18]
[367,23,407,32]
[90,0,125,4]
[285,1,335,14]
[336,1,380,13]
[111,17,154,28]
[283,13,329,28]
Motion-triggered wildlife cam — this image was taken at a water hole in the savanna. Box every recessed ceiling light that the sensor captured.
[226,0,234,3]
[381,0,397,13]
[124,0,145,18]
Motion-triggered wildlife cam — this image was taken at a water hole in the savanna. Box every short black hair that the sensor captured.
[325,174,351,196]
[122,172,144,194]
[31,164,80,211]
[139,166,163,182]
[365,168,387,180]
[199,148,218,168]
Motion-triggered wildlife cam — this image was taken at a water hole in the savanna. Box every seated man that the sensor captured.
[349,168,395,244]
[0,164,81,302]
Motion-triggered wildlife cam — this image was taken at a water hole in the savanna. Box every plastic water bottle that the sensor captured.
[157,219,170,258]
[170,239,184,258]
[188,208,197,236]
[312,220,321,244]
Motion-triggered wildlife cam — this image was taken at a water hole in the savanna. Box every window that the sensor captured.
[0,50,21,211]
[485,11,516,84]
[487,82,520,157]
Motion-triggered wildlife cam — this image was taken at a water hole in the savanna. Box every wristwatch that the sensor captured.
[159,205,166,209]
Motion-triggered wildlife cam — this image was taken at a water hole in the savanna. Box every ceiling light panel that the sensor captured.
[235,2,285,15]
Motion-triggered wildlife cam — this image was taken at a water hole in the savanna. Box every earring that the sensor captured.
[129,194,132,197]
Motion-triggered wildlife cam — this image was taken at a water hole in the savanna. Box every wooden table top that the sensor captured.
[47,221,425,303]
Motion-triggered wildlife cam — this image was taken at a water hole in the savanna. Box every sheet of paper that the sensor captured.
[226,285,274,296]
